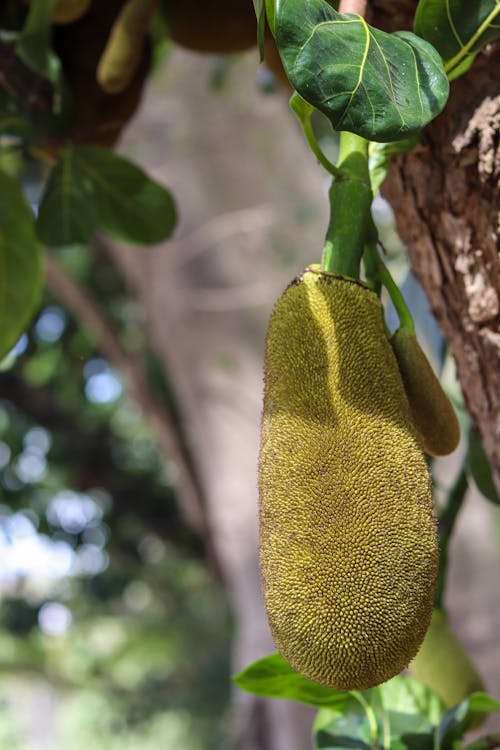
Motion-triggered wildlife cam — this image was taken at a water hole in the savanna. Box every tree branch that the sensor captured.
[338,0,368,17]
[43,251,221,577]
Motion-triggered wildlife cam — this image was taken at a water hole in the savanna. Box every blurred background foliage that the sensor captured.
[0,243,231,749]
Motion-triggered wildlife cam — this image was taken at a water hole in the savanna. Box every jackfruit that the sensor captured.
[53,0,151,147]
[52,0,92,24]
[97,0,156,95]
[390,329,460,457]
[259,268,439,690]
[161,0,256,54]
[24,0,92,25]
[409,610,484,706]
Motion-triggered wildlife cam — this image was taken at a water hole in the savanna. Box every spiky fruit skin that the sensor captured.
[409,610,484,706]
[161,0,256,54]
[259,268,439,690]
[390,329,460,457]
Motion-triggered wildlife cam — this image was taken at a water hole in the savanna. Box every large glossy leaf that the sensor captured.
[36,149,98,246]
[0,171,43,359]
[414,0,500,78]
[233,653,359,707]
[276,0,449,142]
[73,146,177,245]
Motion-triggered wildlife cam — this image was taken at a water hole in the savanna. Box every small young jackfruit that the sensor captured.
[97,0,157,95]
[53,0,151,147]
[259,268,439,690]
[24,0,92,25]
[390,329,460,457]
[409,610,484,706]
[161,0,257,54]
[52,0,92,24]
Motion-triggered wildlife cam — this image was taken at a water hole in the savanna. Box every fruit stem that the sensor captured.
[321,132,372,278]
[375,255,415,334]
[435,466,468,609]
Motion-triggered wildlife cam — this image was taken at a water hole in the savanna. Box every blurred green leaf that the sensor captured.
[0,170,43,359]
[74,146,177,245]
[467,427,500,505]
[36,149,98,246]
[379,675,444,725]
[0,114,31,138]
[253,0,266,59]
[14,0,61,87]
[414,0,500,79]
[276,0,449,142]
[314,704,374,750]
[233,653,357,707]
[438,693,500,750]
[36,146,177,248]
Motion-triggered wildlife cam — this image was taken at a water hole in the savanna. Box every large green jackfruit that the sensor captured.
[390,329,460,457]
[409,610,484,707]
[259,268,439,690]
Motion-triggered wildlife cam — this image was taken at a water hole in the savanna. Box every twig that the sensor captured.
[170,204,276,268]
[44,251,221,577]
[338,0,368,16]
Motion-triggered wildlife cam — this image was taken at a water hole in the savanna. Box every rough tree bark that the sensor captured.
[373,4,500,476]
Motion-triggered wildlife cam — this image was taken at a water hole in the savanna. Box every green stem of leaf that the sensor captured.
[290,92,342,178]
[352,690,380,743]
[321,132,372,278]
[435,466,468,609]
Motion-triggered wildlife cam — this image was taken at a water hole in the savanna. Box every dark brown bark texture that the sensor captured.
[374,3,500,476]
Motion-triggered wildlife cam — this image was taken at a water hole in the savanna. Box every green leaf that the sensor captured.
[275,0,449,142]
[314,706,374,750]
[253,0,266,59]
[414,0,500,79]
[73,146,177,245]
[467,427,500,505]
[438,693,500,750]
[15,0,61,87]
[36,149,98,247]
[315,676,446,750]
[379,676,444,725]
[368,136,420,192]
[265,0,276,35]
[0,170,43,359]
[233,653,356,707]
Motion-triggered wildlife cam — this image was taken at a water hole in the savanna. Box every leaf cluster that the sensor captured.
[234,653,500,750]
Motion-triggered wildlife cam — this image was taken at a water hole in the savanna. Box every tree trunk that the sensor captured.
[369,5,500,477]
